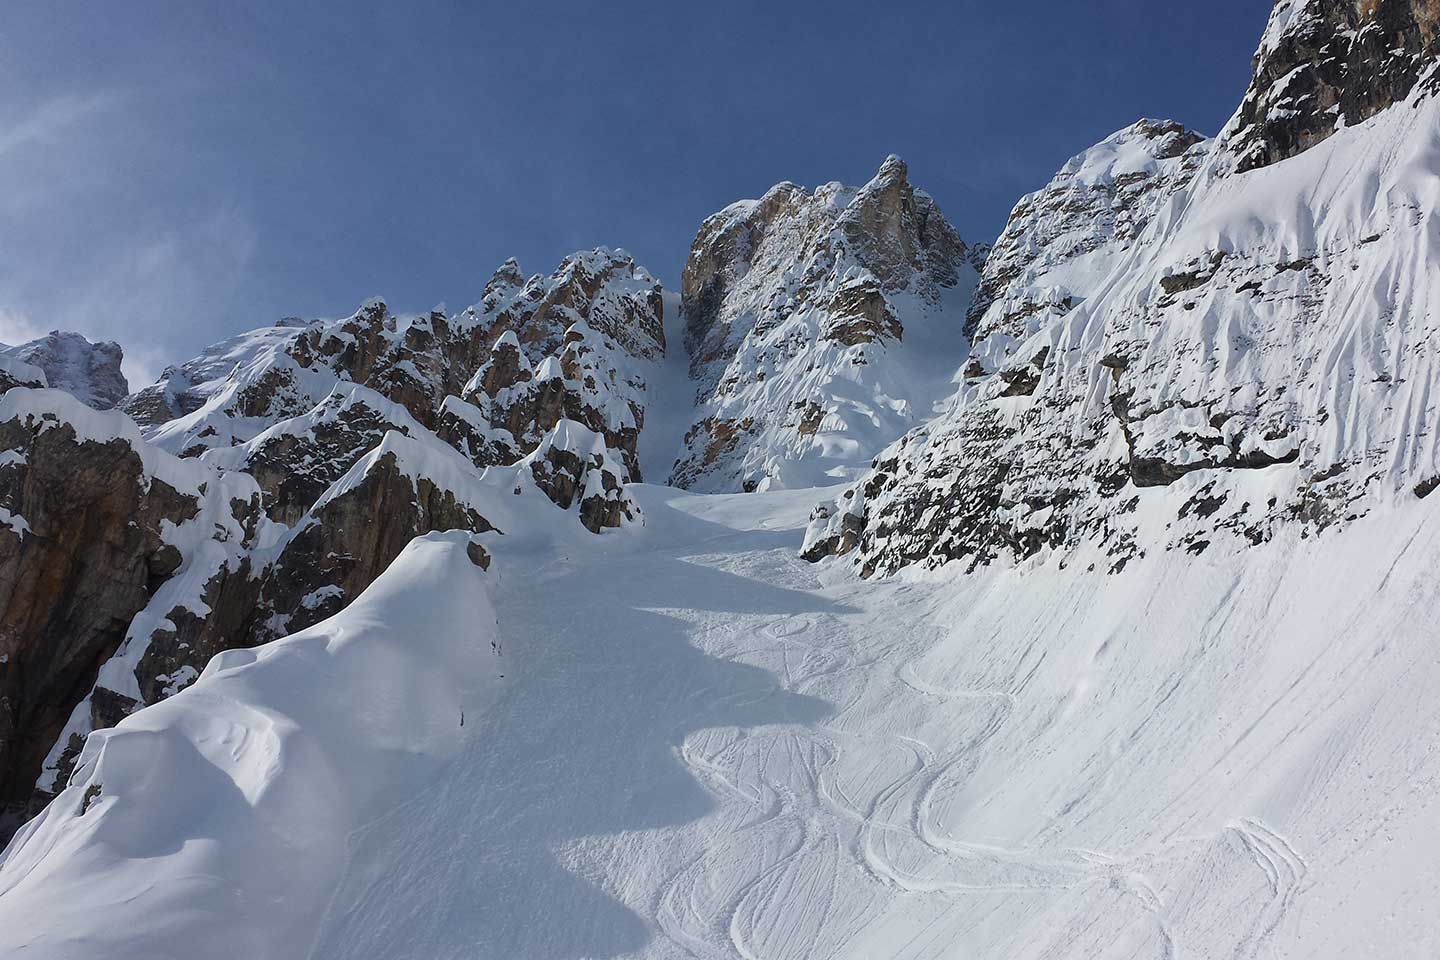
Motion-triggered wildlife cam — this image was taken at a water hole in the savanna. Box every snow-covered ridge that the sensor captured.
[129,248,664,488]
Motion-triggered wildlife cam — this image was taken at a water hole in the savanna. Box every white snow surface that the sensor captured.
[4,480,1440,957]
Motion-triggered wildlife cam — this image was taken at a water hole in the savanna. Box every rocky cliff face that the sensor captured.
[807,1,1440,577]
[131,248,663,468]
[0,390,260,836]
[0,332,128,410]
[0,250,667,842]
[673,156,983,492]
[1229,0,1440,172]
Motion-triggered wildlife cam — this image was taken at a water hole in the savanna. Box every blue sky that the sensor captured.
[1,1,1271,385]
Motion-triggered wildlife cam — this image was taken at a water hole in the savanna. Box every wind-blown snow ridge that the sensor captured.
[0,533,502,958]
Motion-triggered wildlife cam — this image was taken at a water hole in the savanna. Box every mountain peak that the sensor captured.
[0,331,128,410]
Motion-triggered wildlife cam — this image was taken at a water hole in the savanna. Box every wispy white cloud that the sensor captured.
[0,306,48,347]
[0,92,117,160]
[0,89,260,390]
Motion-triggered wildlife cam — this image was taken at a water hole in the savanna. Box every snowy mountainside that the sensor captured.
[0,331,128,410]
[810,0,1440,576]
[4,483,1440,958]
[5,2,1440,955]
[0,249,668,843]
[673,155,983,493]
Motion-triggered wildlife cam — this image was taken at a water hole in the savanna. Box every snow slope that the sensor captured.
[0,532,504,959]
[4,484,1439,957]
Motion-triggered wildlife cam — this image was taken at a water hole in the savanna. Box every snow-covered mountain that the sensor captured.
[0,332,128,410]
[807,0,1440,576]
[0,249,664,837]
[673,155,983,492]
[5,2,1440,956]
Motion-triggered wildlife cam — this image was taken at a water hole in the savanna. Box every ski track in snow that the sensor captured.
[281,485,1440,960]
[7,485,1439,958]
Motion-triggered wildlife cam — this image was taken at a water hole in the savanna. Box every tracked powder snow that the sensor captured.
[3,1,1440,956]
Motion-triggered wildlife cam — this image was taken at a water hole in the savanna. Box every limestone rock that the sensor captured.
[673,156,982,492]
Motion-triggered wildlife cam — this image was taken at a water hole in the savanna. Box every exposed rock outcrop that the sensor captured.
[1229,0,1440,172]
[673,156,983,492]
[0,332,129,410]
[0,390,260,839]
[202,384,427,526]
[128,249,663,484]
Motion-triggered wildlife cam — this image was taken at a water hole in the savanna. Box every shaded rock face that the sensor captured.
[1230,0,1440,172]
[674,156,982,492]
[249,445,496,644]
[807,7,1440,577]
[0,407,200,836]
[202,385,425,527]
[0,332,129,410]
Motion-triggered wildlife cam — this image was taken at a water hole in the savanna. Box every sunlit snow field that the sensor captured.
[8,477,1436,958]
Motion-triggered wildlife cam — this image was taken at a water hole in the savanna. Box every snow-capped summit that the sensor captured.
[673,155,983,492]
[0,332,128,410]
